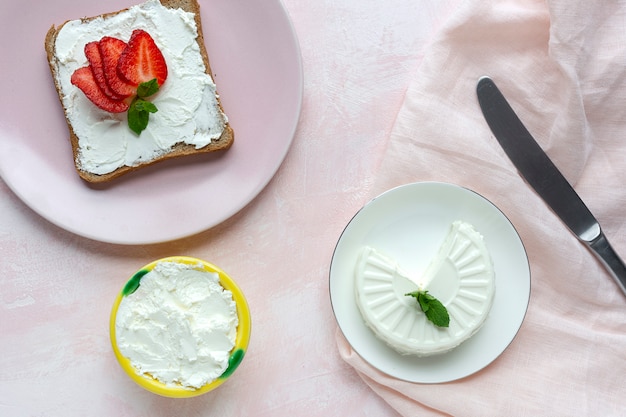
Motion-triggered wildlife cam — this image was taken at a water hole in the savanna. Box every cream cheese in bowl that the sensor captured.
[110,256,250,397]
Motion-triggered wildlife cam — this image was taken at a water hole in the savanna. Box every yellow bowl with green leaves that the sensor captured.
[110,256,251,398]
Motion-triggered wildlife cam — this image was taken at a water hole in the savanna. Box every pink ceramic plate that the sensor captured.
[0,0,302,244]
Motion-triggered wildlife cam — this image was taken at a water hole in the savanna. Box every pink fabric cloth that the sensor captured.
[337,0,626,415]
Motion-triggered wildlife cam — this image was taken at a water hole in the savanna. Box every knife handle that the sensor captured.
[586,232,626,296]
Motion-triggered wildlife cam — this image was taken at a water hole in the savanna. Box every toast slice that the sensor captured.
[45,0,234,183]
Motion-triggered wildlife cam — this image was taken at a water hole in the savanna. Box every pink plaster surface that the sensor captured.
[0,0,458,415]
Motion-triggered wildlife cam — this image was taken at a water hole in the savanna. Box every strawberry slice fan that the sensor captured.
[71,29,168,134]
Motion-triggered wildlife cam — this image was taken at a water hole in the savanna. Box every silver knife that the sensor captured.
[476,76,626,296]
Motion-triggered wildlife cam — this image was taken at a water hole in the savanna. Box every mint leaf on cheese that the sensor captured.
[128,79,160,135]
[405,290,450,328]
[136,78,160,98]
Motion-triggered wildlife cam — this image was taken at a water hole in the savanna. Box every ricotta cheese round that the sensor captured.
[354,221,495,356]
[53,0,227,175]
[115,261,238,389]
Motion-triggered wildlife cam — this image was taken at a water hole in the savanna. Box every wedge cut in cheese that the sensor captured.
[354,221,495,356]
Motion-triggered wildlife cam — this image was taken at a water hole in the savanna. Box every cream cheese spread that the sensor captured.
[355,221,495,356]
[115,261,238,389]
[53,0,227,175]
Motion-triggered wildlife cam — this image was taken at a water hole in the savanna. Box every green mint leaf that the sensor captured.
[134,100,158,114]
[136,78,160,98]
[421,295,449,327]
[418,291,433,312]
[127,98,158,135]
[405,290,450,328]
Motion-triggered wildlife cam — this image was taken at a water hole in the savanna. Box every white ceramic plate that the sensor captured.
[0,0,302,244]
[329,182,530,383]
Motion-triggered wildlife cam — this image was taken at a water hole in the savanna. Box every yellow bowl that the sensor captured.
[110,256,251,398]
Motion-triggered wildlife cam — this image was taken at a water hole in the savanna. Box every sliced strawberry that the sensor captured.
[84,41,125,100]
[99,36,135,98]
[71,67,129,113]
[117,29,168,87]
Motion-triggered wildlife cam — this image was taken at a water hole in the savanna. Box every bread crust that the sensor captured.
[45,0,234,183]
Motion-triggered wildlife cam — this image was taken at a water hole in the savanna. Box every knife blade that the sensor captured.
[476,76,626,296]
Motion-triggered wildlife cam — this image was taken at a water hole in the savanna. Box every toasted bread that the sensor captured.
[45,0,234,183]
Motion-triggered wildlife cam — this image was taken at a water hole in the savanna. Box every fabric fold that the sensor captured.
[336,0,626,415]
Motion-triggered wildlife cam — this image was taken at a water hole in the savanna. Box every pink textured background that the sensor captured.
[0,0,459,415]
